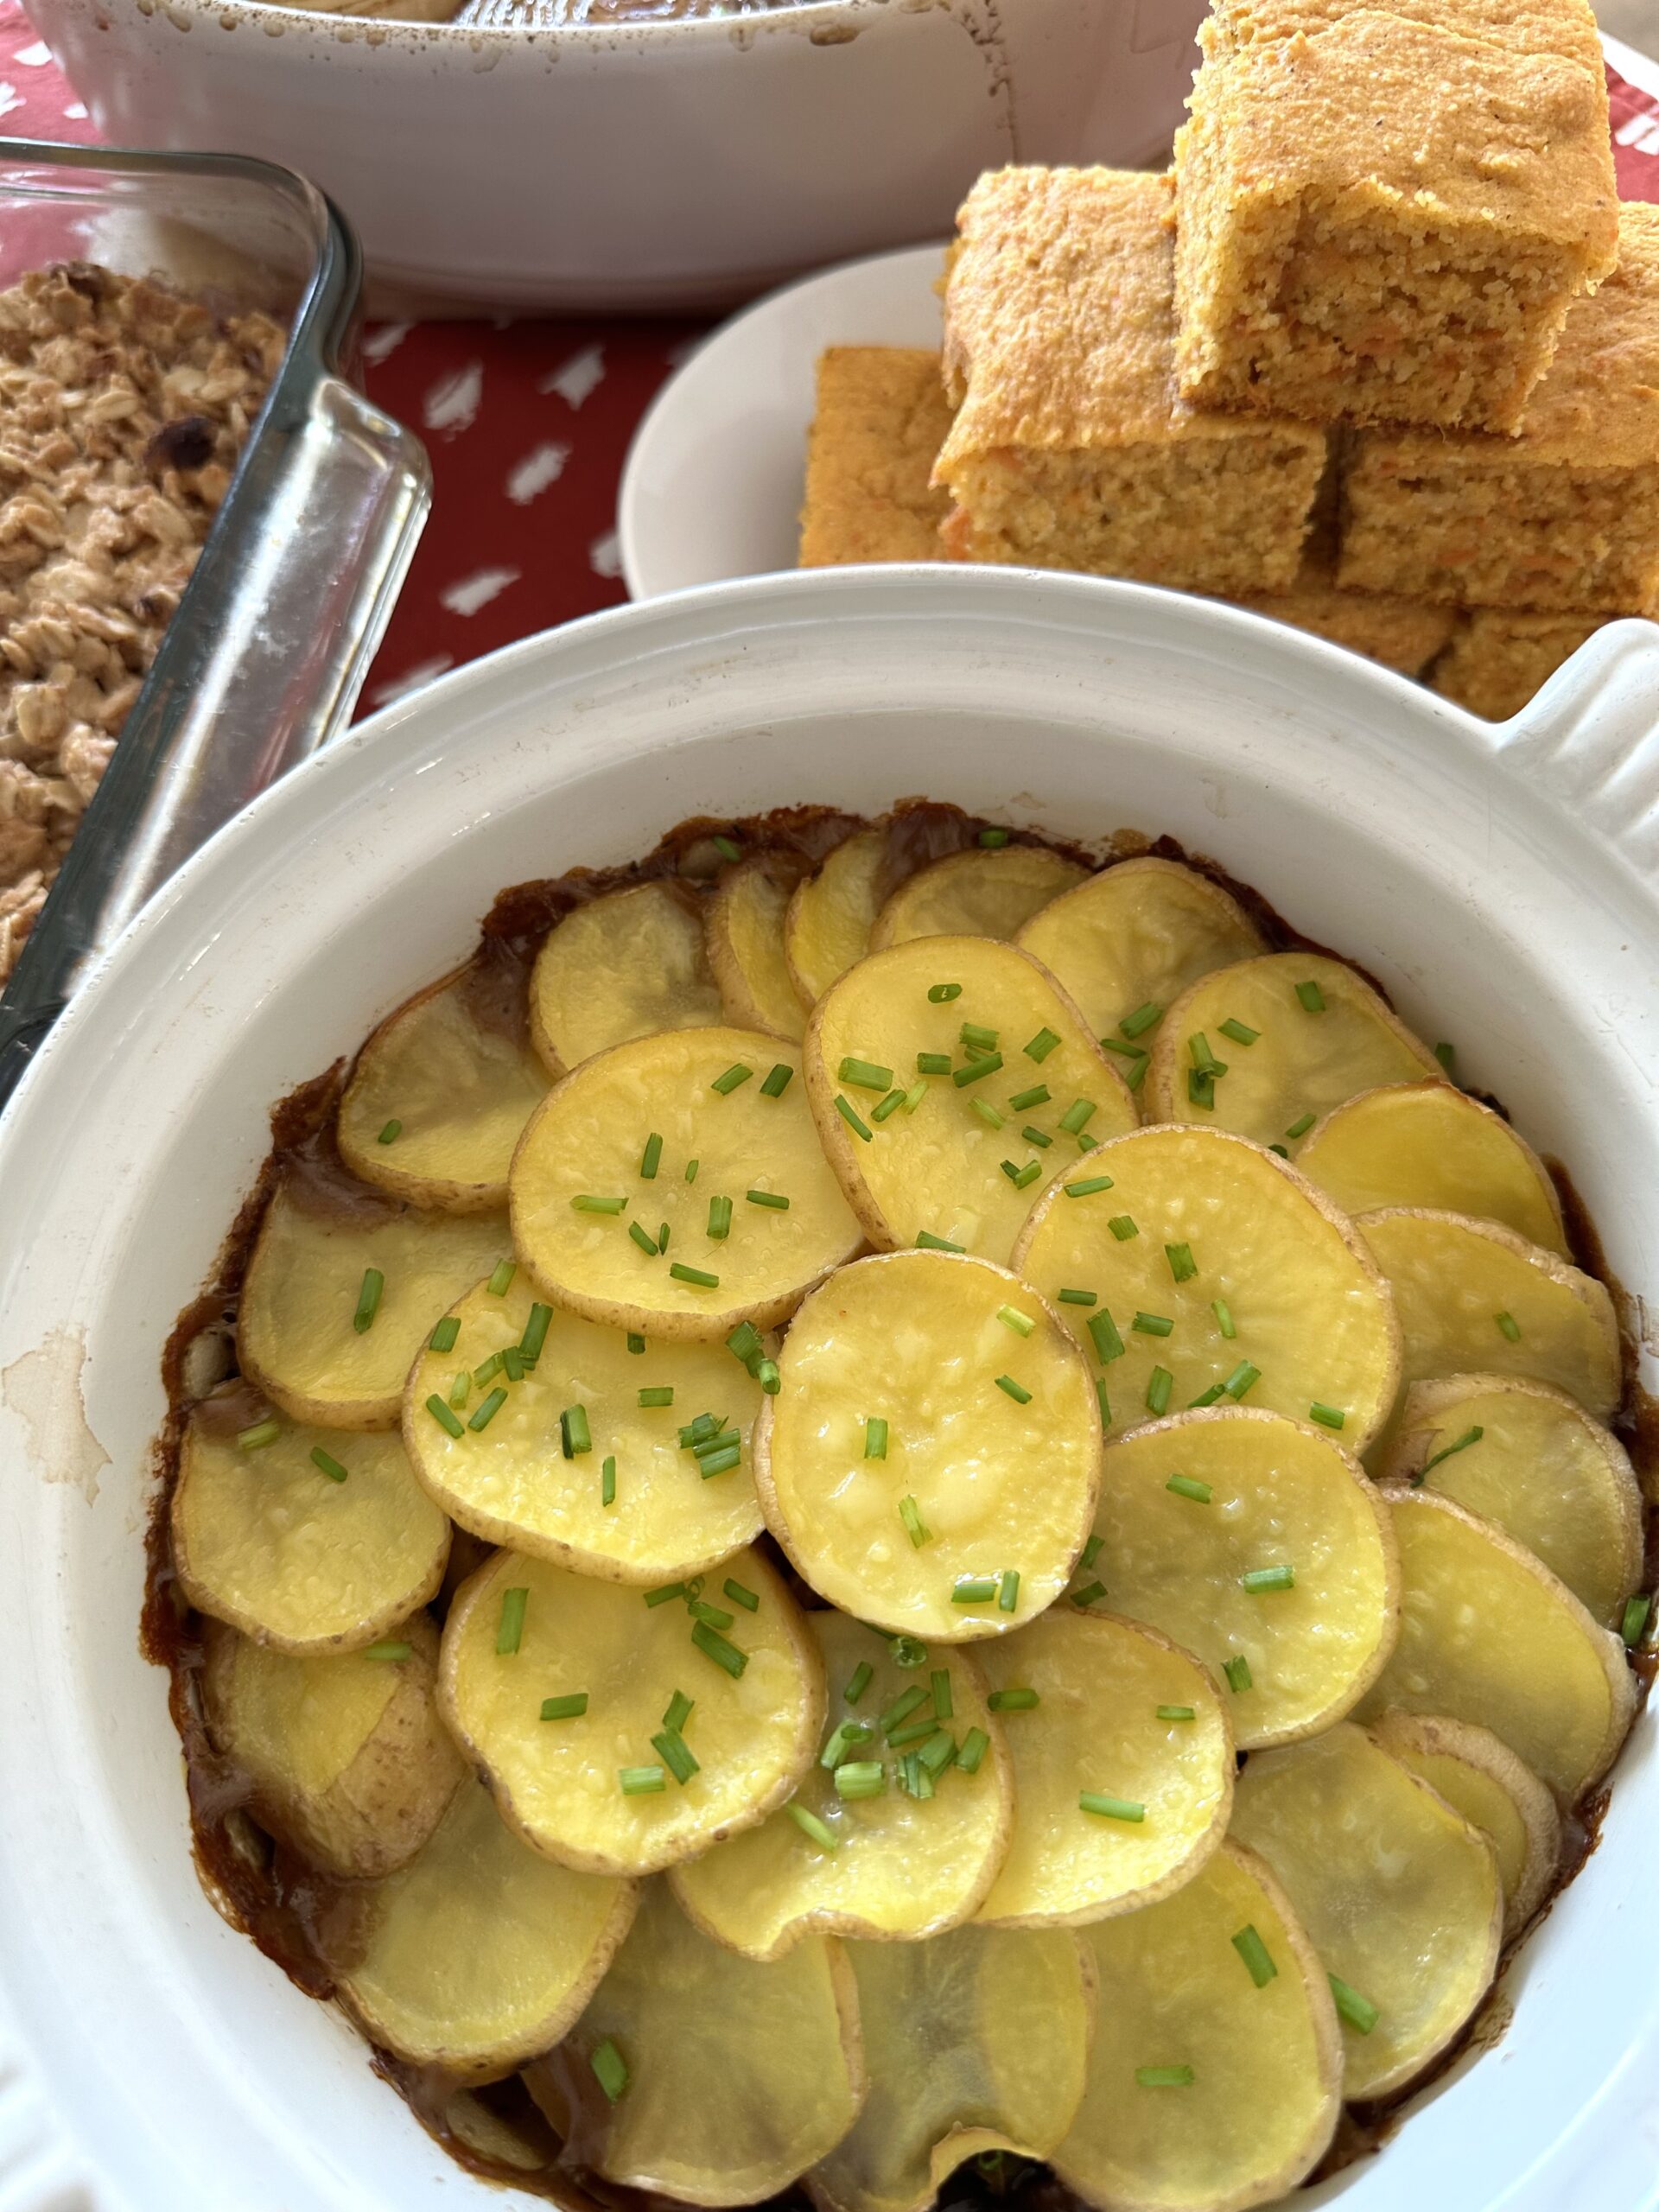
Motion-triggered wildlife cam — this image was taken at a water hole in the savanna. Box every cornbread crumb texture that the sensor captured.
[1236,539,1457,677]
[1173,5,1618,434]
[1341,207,1659,616]
[937,167,1324,597]
[1428,609,1608,721]
[798,348,954,568]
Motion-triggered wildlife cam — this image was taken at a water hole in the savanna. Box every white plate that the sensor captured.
[620,245,943,599]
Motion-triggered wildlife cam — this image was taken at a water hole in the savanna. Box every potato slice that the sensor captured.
[200,1615,463,1878]
[328,1774,636,2080]
[175,1391,450,1651]
[754,1252,1099,1641]
[809,1922,1090,2212]
[805,937,1135,1266]
[1011,1125,1400,1452]
[1357,1488,1637,1801]
[1144,954,1440,1146]
[238,1181,511,1430]
[529,880,723,1074]
[869,845,1088,950]
[404,1274,765,1585]
[787,828,887,1007]
[1015,857,1265,1045]
[709,857,809,1041]
[1368,1713,1561,1938]
[976,1612,1233,1929]
[1053,1841,1341,2212]
[1357,1209,1621,1420]
[1295,1081,1567,1257]
[1230,1723,1502,2101]
[337,963,549,1212]
[1375,1375,1642,1628]
[441,1545,823,1875]
[671,1614,1013,1960]
[1087,1408,1399,1749]
[511,1026,863,1342]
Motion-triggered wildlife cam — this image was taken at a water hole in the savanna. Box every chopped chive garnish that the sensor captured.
[1269,1143,1290,1158]
[724,1579,760,1615]
[448,1370,472,1410]
[995,1374,1033,1405]
[1109,1214,1139,1240]
[862,1416,890,1460]
[657,1221,671,1253]
[1071,1580,1108,1608]
[758,1062,795,1102]
[1623,1594,1652,1647]
[1224,1360,1261,1399]
[560,1404,592,1457]
[1136,2066,1195,2088]
[711,1063,753,1096]
[620,1765,665,1795]
[1162,1248,1197,1290]
[469,1388,508,1433]
[960,1022,1000,1052]
[881,1685,930,1733]
[902,1082,928,1112]
[917,1230,964,1252]
[1224,1654,1254,1693]
[628,1332,646,1354]
[310,1446,348,1483]
[820,1720,874,1769]
[574,1193,627,1216]
[1002,1159,1042,1189]
[429,1315,461,1355]
[658,1693,696,1743]
[645,1580,687,1607]
[237,1418,281,1452]
[1024,1027,1061,1061]
[1232,1924,1277,1986]
[1416,1424,1484,1482]
[958,1728,991,1776]
[1066,1174,1116,1198]
[953,1053,1003,1087]
[1101,1036,1150,1083]
[1495,1310,1522,1341]
[691,1621,748,1677]
[1080,1791,1146,1821]
[926,1669,954,1721]
[1190,1383,1226,1408]
[918,1052,953,1077]
[690,1598,734,1630]
[1242,1564,1295,1593]
[497,1586,529,1654]
[698,1445,742,1478]
[988,1688,1040,1713]
[685,1159,699,1183]
[747,1189,791,1212]
[1134,1312,1174,1337]
[363,1641,410,1662]
[726,1320,763,1367]
[998,1569,1020,1613]
[353,1268,384,1334]
[757,1358,781,1395]
[1088,1308,1127,1363]
[1082,1534,1105,1568]
[786,1802,839,1852]
[486,1259,516,1297]
[899,1496,931,1548]
[1058,1098,1096,1135]
[639,1132,664,1181]
[1284,1113,1316,1141]
[1023,1124,1053,1148]
[1295,980,1325,1012]
[638,1386,675,1408]
[840,1055,894,1093]
[713,833,741,861]
[997,1305,1036,1339]
[918,1730,959,1778]
[671,1262,721,1288]
[1309,1402,1346,1430]
[652,1729,700,1784]
[953,1576,999,1604]
[426,1395,465,1439]
[836,1761,887,1799]
[681,1412,722,1447]
[1188,1069,1216,1111]
[591,2039,628,2104]
[601,1454,617,1507]
[474,1351,505,1389]
[971,1097,1007,1129]
[835,1095,874,1142]
[1059,1287,1098,1307]
[542,1693,589,1721]
[872,1089,907,1124]
[1188,1033,1224,1073]
[1211,1299,1236,1339]
[1120,1002,1162,1039]
[978,826,1011,847]
[1166,1474,1212,1503]
[890,1637,929,1669]
[628,1220,659,1256]
[1157,1705,1197,1721]
[1219,1019,1259,1046]
[520,1304,553,1364]
[846,1661,874,1706]
[1328,1974,1379,2034]
[377,1119,402,1145]
[1009,1085,1051,1111]
[1146,1366,1173,1416]
[1096,1379,1113,1426]
[929,982,964,1003]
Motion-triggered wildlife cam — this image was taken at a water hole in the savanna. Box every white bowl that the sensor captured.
[1,568,1657,2212]
[27,0,1205,313]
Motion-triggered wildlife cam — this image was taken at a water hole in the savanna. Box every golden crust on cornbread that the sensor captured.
[934,167,1325,596]
[798,347,954,568]
[1203,0,1603,69]
[1428,609,1609,721]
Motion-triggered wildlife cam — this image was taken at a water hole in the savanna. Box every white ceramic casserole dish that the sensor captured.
[0,567,1656,2212]
[23,0,1206,312]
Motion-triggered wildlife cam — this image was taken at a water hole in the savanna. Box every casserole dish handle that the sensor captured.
[0,375,429,1113]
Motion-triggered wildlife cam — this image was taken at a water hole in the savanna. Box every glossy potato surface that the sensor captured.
[709,857,809,1040]
[1368,1713,1560,1937]
[530,880,723,1072]
[787,828,887,1006]
[869,845,1087,950]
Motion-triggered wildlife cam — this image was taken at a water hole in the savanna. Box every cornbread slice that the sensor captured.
[1173,5,1618,434]
[935,168,1325,596]
[1429,610,1607,720]
[1340,207,1659,614]
[798,348,954,567]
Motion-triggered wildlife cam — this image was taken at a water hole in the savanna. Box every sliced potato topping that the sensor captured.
[1296,1081,1567,1257]
[441,1546,823,1875]
[810,1923,1093,2212]
[238,1185,512,1430]
[511,1026,864,1342]
[201,1615,463,1878]
[337,964,549,1212]
[329,1771,635,2079]
[1145,954,1440,1146]
[530,880,723,1074]
[787,828,887,1007]
[1376,1375,1642,1628]
[805,937,1135,1266]
[976,1612,1232,1929]
[1015,857,1264,1045]
[1357,1488,1637,1801]
[1012,1125,1400,1451]
[709,857,809,1040]
[1087,1408,1399,1749]
[1368,1713,1561,1939]
[1230,1723,1502,2101]
[1053,1841,1340,2212]
[175,1394,450,1651]
[404,1274,765,1584]
[533,1880,864,2204]
[869,845,1088,950]
[671,1613,1012,1960]
[756,1252,1099,1641]
[1357,1209,1621,1420]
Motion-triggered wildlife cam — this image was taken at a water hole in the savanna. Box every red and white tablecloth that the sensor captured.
[3,0,1659,709]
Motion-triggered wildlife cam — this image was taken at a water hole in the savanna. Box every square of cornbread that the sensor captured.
[1429,608,1608,718]
[1340,207,1659,613]
[1173,2,1618,433]
[798,347,954,567]
[935,168,1325,595]
[1233,485,1457,676]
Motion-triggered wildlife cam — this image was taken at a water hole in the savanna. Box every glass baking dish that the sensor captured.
[0,136,431,1109]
